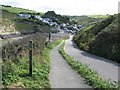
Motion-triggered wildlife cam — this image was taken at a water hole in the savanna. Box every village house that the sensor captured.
[34,15,42,20]
[49,22,58,26]
[18,12,31,19]
[42,18,51,23]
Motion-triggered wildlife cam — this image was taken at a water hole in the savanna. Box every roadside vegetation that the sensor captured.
[59,41,119,90]
[2,33,48,89]
[74,14,120,63]
[2,33,66,89]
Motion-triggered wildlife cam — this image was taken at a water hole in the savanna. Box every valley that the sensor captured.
[0,4,119,89]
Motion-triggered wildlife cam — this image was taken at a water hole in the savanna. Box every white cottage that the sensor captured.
[34,15,42,20]
[42,18,51,23]
[18,13,31,19]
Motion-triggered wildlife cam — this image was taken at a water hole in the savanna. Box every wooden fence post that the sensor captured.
[29,40,33,76]
[48,32,51,47]
[49,32,51,40]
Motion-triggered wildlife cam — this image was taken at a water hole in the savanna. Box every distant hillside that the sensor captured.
[74,14,120,63]
[87,15,109,18]
[68,15,108,29]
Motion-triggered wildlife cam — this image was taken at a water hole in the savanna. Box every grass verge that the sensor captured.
[59,41,119,90]
[49,39,63,49]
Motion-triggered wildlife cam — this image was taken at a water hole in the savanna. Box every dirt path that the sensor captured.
[49,41,91,88]
[65,35,119,83]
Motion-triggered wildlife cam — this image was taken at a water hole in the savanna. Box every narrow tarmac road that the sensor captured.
[49,41,91,88]
[65,35,119,83]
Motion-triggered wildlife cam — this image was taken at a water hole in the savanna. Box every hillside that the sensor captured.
[1,5,73,36]
[1,10,35,34]
[68,15,108,28]
[74,14,120,63]
[0,6,49,35]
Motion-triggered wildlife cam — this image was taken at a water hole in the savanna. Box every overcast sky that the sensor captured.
[0,0,119,15]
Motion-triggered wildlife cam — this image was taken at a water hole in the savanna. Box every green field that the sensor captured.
[88,15,109,18]
[0,6,36,14]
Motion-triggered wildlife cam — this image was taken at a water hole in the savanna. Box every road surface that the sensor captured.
[64,35,119,83]
[49,41,91,88]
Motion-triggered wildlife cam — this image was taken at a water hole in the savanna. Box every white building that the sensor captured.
[60,23,66,27]
[49,22,58,26]
[42,18,51,23]
[34,15,42,20]
[18,13,31,19]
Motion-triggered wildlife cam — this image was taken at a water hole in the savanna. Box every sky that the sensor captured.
[0,0,119,16]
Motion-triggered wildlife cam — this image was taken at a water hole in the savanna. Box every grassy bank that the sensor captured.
[59,41,118,90]
[73,14,120,63]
